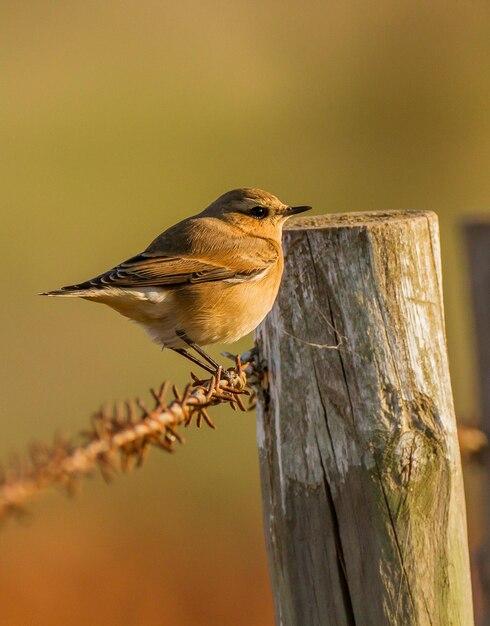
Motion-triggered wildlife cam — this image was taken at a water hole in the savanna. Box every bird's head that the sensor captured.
[201,188,312,239]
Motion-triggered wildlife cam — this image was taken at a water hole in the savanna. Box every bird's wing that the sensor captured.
[58,253,268,292]
[56,216,280,293]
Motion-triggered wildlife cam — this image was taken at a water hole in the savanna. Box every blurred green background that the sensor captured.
[0,1,489,624]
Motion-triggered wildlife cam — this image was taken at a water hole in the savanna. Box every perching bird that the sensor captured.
[43,188,311,375]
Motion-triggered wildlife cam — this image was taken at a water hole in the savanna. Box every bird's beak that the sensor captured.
[285,205,312,216]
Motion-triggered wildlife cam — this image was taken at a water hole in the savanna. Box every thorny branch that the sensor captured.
[0,352,259,523]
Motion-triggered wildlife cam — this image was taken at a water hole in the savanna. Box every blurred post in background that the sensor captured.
[464,220,490,626]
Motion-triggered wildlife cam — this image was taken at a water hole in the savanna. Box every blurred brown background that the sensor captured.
[0,1,489,624]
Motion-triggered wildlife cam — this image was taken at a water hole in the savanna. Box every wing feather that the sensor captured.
[58,253,266,292]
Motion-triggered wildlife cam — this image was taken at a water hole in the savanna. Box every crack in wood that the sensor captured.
[315,433,357,626]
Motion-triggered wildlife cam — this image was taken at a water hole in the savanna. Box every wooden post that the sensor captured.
[464,219,490,626]
[255,211,474,626]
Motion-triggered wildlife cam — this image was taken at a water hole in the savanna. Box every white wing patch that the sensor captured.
[223,267,270,284]
[134,287,168,303]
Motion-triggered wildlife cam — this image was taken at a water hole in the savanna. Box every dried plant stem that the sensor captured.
[0,353,256,522]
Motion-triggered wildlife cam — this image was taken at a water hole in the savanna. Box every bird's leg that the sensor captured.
[175,331,232,381]
[170,348,215,376]
[177,333,221,370]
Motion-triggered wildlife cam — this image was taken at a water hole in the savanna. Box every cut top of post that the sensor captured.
[285,209,436,231]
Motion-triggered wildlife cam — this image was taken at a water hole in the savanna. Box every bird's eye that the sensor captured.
[249,206,268,219]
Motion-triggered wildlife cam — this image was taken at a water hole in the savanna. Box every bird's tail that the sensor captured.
[40,285,97,297]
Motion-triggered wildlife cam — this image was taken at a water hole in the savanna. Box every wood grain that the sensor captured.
[255,211,473,626]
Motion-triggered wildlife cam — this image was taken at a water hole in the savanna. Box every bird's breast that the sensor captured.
[173,259,284,345]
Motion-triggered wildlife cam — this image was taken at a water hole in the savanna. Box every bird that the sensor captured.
[42,188,312,376]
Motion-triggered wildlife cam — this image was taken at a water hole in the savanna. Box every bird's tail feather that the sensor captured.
[40,287,95,297]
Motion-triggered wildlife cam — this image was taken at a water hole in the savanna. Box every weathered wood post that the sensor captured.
[464,219,490,626]
[255,211,473,626]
